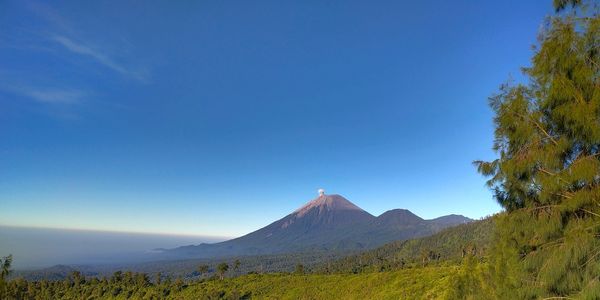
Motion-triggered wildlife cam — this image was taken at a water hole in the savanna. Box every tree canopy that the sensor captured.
[475,0,600,298]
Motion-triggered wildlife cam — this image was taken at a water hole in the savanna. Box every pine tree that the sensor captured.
[197,264,209,279]
[295,264,305,275]
[475,0,600,298]
[0,255,12,297]
[234,259,241,272]
[217,262,229,280]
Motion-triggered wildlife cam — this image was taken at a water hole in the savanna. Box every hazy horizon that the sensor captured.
[0,225,228,269]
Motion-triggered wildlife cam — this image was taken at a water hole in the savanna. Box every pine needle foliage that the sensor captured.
[475,1,600,298]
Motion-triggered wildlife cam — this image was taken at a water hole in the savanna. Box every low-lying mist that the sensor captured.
[0,226,228,270]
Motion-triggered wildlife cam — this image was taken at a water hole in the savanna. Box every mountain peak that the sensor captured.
[375,209,424,226]
[428,214,473,226]
[294,194,364,217]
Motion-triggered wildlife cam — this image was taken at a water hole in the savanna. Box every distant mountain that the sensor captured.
[374,209,424,227]
[428,214,472,227]
[162,194,472,259]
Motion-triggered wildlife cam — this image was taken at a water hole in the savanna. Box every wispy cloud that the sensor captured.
[22,1,149,83]
[2,84,85,105]
[1,1,147,120]
[52,35,148,82]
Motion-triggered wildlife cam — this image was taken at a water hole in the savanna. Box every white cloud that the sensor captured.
[2,85,84,104]
[22,2,149,82]
[52,35,148,82]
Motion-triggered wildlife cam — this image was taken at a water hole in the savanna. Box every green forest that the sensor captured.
[2,0,599,299]
[1,263,465,299]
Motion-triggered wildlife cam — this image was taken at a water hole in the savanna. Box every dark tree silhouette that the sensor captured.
[217,263,229,280]
[233,259,241,272]
[197,264,209,278]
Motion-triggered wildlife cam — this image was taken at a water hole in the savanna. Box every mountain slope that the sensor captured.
[323,217,494,273]
[163,194,472,259]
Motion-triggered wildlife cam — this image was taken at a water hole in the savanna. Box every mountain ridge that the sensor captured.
[162,193,472,259]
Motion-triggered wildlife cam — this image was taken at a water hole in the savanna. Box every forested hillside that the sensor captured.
[13,251,347,281]
[2,265,463,300]
[322,217,493,273]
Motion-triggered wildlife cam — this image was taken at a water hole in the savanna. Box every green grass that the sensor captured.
[4,262,465,299]
[175,265,458,299]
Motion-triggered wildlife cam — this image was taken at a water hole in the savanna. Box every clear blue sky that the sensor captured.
[0,0,551,237]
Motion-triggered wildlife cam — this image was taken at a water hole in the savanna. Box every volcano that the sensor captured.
[164,193,472,258]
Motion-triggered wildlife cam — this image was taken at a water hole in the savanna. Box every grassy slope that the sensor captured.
[4,264,465,299]
[174,265,458,299]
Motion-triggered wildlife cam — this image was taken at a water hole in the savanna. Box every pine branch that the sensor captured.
[558,76,586,104]
[532,120,559,146]
[554,192,573,199]
[510,109,559,146]
[571,152,600,166]
[537,167,573,187]
[580,245,600,268]
[581,209,600,218]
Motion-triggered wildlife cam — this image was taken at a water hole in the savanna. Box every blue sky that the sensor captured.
[0,0,551,237]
